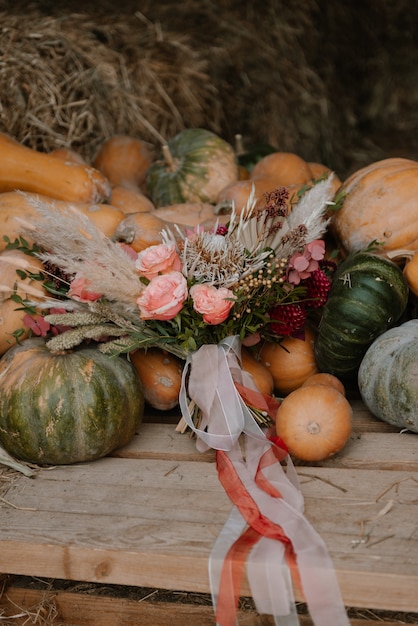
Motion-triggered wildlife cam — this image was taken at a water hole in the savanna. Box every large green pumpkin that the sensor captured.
[0,338,144,465]
[358,319,418,432]
[314,252,409,378]
[146,128,238,207]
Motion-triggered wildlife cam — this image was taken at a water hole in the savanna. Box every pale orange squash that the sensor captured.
[251,152,313,187]
[49,147,87,165]
[130,347,183,411]
[112,211,173,252]
[241,347,274,396]
[93,135,153,191]
[109,186,156,215]
[275,384,352,461]
[0,132,111,203]
[301,372,346,396]
[153,203,223,227]
[307,162,342,194]
[258,327,319,395]
[332,157,418,256]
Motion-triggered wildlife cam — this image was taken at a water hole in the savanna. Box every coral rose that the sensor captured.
[137,271,188,321]
[135,243,181,280]
[190,284,236,325]
[68,276,103,302]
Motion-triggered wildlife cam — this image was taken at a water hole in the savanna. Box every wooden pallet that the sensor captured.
[1,393,418,625]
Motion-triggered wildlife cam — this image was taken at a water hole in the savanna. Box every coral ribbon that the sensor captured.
[179,336,350,626]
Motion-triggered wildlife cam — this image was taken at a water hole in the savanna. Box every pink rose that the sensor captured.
[68,276,102,302]
[190,284,236,325]
[137,271,188,321]
[135,243,181,280]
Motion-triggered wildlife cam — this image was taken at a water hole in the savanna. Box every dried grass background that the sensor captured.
[0,0,417,179]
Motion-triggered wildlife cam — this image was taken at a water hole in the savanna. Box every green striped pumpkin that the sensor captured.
[314,252,409,378]
[0,338,144,465]
[146,128,238,207]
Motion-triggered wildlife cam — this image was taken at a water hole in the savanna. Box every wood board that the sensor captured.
[1,395,418,622]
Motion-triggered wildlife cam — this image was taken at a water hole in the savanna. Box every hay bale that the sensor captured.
[0,11,222,161]
[0,0,417,178]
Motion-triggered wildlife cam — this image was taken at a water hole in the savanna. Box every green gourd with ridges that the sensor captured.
[314,252,409,378]
[358,319,418,432]
[146,128,238,207]
[0,338,144,465]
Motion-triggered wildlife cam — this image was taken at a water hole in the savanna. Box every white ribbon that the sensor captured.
[179,337,350,626]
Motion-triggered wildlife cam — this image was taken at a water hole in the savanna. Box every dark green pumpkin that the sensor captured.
[146,128,238,207]
[358,319,418,432]
[314,252,409,378]
[0,338,144,465]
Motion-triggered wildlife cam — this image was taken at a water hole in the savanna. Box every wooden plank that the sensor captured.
[1,586,417,626]
[1,459,418,612]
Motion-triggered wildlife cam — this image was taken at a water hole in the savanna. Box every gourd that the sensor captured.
[130,347,183,411]
[403,251,418,296]
[146,128,239,207]
[0,338,144,465]
[301,372,346,396]
[251,151,313,187]
[331,157,418,256]
[258,327,319,395]
[50,147,87,164]
[314,252,409,378]
[93,135,153,191]
[109,186,156,215]
[0,132,111,203]
[112,211,177,252]
[358,319,418,433]
[275,384,352,462]
[0,191,125,246]
[241,347,274,396]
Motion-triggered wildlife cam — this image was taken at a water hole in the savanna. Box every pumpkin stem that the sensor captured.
[234,133,245,156]
[162,144,177,172]
[307,421,321,435]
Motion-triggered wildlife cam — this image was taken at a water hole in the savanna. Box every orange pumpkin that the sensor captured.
[93,135,154,191]
[241,347,274,396]
[275,384,352,461]
[301,372,346,396]
[307,162,342,194]
[332,157,418,256]
[258,327,319,395]
[251,152,313,187]
[402,251,418,296]
[130,347,183,411]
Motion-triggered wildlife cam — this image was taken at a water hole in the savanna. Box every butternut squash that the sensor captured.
[0,191,125,248]
[49,147,87,165]
[112,211,174,252]
[0,132,111,203]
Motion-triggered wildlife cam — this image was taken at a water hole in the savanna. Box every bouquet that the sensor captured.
[7,175,350,626]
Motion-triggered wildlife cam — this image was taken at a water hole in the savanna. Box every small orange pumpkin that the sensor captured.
[251,152,313,187]
[258,327,319,395]
[301,372,346,396]
[130,347,183,411]
[241,347,274,396]
[402,251,418,296]
[275,384,352,461]
[93,135,154,191]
